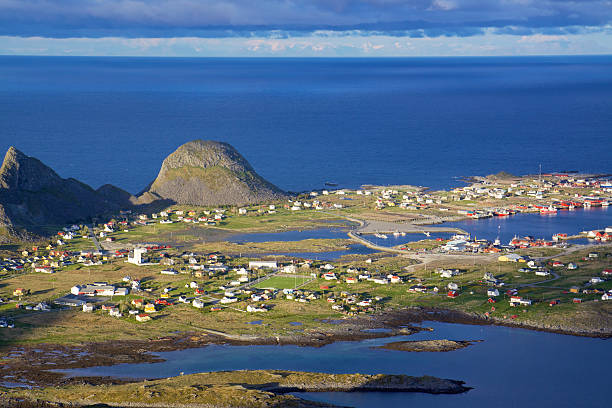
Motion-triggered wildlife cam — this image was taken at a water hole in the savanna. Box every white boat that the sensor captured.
[423,231,431,237]
[393,231,400,237]
[374,233,388,239]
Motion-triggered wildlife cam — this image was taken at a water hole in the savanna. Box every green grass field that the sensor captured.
[253,275,312,290]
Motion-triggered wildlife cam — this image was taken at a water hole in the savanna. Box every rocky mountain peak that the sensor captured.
[0,146,61,191]
[141,140,285,206]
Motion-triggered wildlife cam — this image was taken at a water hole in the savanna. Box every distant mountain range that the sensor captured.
[0,140,286,239]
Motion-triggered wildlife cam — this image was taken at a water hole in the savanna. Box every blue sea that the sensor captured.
[1,56,611,194]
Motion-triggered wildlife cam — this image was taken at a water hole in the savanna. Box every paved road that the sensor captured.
[86,224,104,253]
[357,219,466,234]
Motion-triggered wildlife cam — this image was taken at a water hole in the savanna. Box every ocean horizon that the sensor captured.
[1,55,611,194]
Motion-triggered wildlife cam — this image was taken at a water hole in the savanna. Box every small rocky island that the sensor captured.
[376,339,481,352]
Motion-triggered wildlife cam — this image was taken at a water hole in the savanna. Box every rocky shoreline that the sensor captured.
[2,370,470,408]
[0,306,608,389]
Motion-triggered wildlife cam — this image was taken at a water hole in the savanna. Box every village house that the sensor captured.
[109,308,122,317]
[510,296,532,306]
[136,314,151,322]
[246,304,267,312]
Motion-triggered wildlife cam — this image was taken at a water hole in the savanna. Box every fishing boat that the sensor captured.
[393,231,401,237]
[494,209,510,217]
[540,205,558,214]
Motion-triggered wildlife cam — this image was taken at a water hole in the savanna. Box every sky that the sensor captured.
[0,0,611,56]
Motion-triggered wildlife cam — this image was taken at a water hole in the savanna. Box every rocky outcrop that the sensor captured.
[138,140,286,206]
[0,147,133,236]
[376,339,481,352]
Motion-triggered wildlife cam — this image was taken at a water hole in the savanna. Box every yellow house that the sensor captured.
[136,314,151,322]
[160,292,170,299]
[498,254,523,262]
[144,304,156,313]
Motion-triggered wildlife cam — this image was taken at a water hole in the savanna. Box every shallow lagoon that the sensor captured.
[227,207,610,256]
[58,321,609,408]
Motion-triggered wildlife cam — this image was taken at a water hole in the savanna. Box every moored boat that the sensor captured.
[540,205,558,214]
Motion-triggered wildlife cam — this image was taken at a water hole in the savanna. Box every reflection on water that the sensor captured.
[55,321,609,408]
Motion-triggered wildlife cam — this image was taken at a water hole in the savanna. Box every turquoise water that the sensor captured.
[56,321,609,407]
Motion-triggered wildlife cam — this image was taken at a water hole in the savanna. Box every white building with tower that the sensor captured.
[127,248,148,265]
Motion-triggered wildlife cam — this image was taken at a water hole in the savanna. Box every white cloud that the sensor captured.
[0,29,611,57]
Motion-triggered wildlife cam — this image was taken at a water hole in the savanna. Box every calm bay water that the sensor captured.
[442,206,611,244]
[1,56,611,193]
[226,208,610,252]
[57,321,609,408]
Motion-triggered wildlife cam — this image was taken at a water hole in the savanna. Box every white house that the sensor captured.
[447,282,459,291]
[388,275,401,283]
[442,240,467,252]
[249,261,277,270]
[192,298,205,308]
[246,304,267,312]
[440,269,459,278]
[487,288,499,297]
[127,248,147,265]
[282,265,297,274]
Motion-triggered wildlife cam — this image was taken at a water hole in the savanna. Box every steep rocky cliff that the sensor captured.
[0,147,133,236]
